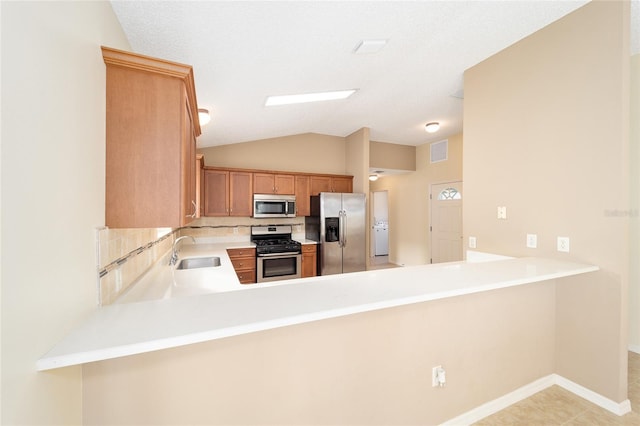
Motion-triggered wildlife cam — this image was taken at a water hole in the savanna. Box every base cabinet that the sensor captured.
[301,244,317,278]
[227,248,256,284]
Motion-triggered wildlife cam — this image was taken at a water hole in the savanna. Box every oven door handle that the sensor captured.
[257,252,301,257]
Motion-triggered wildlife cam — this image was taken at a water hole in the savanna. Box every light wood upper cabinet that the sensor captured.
[195,154,204,217]
[294,175,311,216]
[309,175,331,195]
[229,171,253,216]
[102,46,201,228]
[202,169,252,217]
[202,167,352,217]
[330,176,353,193]
[253,173,295,195]
[203,169,229,216]
[309,175,353,196]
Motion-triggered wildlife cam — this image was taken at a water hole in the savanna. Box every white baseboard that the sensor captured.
[553,374,631,416]
[441,374,631,426]
[629,344,640,355]
[440,375,555,426]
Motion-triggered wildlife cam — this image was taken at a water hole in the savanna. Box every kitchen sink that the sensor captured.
[176,256,221,270]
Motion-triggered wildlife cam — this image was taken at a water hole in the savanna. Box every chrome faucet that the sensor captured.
[169,235,196,266]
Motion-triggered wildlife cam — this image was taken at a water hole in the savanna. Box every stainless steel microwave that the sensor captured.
[253,194,296,218]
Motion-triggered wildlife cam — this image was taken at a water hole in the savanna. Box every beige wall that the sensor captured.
[345,127,371,260]
[630,53,640,353]
[345,127,370,194]
[84,280,556,425]
[198,133,348,174]
[0,2,130,424]
[464,0,629,402]
[370,134,463,266]
[370,140,416,171]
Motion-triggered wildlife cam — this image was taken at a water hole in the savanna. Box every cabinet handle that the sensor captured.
[186,200,197,218]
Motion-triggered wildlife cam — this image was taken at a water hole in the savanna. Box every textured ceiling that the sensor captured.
[110,1,636,148]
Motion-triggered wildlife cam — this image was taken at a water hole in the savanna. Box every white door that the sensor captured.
[370,191,389,256]
[430,182,463,263]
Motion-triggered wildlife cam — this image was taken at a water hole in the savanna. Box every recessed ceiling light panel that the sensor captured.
[265,89,357,106]
[354,39,388,54]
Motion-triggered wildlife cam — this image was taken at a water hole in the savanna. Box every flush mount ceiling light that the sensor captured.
[198,108,211,126]
[425,122,440,133]
[265,89,357,106]
[369,170,384,181]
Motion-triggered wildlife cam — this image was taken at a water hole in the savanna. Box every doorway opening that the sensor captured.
[371,191,389,258]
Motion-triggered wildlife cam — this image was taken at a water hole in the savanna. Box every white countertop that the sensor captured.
[115,242,253,303]
[37,256,598,371]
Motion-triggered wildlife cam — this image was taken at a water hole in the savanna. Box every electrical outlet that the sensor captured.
[497,206,507,219]
[233,227,239,235]
[469,236,477,249]
[526,234,537,248]
[557,237,570,252]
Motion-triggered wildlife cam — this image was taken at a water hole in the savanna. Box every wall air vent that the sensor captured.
[430,140,448,163]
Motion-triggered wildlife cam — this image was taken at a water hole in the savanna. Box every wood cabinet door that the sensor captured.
[295,175,310,216]
[253,173,275,194]
[310,176,331,196]
[331,177,353,193]
[203,170,229,216]
[274,174,295,194]
[182,99,197,223]
[230,171,253,216]
[103,47,200,228]
[301,245,317,278]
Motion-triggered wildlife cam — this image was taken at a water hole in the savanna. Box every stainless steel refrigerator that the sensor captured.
[306,192,366,275]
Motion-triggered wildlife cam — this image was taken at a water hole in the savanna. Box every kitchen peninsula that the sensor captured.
[37,255,597,371]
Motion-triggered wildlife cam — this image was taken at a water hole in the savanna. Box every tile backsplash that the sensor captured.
[96,217,306,306]
[96,227,174,305]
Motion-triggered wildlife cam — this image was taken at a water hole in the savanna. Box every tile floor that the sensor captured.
[368,255,399,270]
[473,351,640,425]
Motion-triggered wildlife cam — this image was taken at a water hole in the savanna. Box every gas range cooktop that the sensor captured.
[251,225,302,255]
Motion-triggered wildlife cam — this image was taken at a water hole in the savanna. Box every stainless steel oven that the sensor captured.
[256,252,301,283]
[252,225,302,283]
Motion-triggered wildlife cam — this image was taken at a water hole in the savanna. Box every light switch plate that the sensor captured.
[526,234,537,248]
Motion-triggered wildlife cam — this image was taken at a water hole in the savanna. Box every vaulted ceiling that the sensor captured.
[111,1,637,148]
